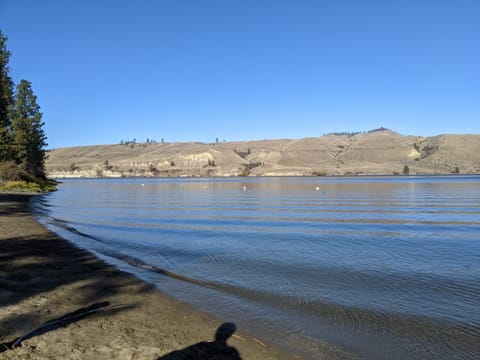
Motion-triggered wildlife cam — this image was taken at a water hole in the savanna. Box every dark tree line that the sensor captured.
[0,30,47,180]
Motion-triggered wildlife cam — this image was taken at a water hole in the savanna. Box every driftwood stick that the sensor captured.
[1,301,110,351]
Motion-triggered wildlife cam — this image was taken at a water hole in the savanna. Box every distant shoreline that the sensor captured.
[47,173,479,180]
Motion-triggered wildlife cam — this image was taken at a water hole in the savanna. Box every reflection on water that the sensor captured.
[35,176,480,360]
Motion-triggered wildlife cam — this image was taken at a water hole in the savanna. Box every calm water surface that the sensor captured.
[34,176,480,359]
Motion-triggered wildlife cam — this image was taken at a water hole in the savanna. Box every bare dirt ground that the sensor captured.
[0,194,296,359]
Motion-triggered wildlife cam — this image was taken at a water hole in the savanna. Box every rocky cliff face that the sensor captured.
[45,130,480,178]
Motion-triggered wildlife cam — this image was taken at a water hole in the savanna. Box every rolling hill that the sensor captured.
[45,129,480,177]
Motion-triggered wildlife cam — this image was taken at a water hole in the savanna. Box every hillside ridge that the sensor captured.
[46,130,480,177]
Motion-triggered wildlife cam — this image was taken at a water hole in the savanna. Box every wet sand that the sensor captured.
[0,193,297,359]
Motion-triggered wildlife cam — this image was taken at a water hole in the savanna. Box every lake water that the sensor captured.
[33,176,480,359]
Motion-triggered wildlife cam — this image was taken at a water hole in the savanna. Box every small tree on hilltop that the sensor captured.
[11,80,47,178]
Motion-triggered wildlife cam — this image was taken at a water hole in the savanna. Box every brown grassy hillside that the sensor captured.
[45,130,480,177]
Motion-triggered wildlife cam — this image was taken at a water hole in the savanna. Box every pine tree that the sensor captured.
[11,80,47,178]
[0,30,15,161]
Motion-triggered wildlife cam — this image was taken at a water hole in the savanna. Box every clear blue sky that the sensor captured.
[1,0,479,148]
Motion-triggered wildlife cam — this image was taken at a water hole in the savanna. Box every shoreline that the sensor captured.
[47,173,478,179]
[0,193,295,359]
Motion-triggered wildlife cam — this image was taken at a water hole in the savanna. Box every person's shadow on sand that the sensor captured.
[158,322,242,360]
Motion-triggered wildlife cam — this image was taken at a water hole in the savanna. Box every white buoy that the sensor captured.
[243,185,247,191]
[315,186,320,191]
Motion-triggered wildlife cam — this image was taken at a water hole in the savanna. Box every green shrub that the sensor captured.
[0,178,57,192]
[239,168,250,176]
[0,180,41,192]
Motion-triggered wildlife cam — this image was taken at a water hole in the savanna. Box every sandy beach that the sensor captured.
[0,193,296,359]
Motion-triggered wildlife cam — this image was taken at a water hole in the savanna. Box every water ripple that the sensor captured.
[34,176,480,360]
